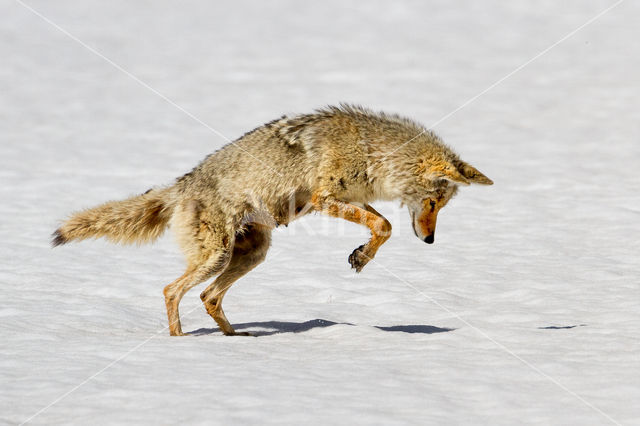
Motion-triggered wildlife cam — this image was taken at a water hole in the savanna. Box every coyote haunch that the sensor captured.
[53,105,493,336]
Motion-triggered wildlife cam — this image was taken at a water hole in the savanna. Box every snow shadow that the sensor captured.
[538,324,587,330]
[374,325,455,334]
[188,319,455,337]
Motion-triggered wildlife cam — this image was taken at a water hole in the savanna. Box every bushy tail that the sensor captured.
[52,188,175,247]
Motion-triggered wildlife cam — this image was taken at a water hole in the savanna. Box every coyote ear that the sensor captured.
[458,162,493,185]
[430,163,470,185]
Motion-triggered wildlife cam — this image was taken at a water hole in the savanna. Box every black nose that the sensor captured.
[424,234,434,244]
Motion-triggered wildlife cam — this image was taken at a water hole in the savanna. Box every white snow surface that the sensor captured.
[1,1,639,425]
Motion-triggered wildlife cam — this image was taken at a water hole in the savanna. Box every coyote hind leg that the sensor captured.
[200,224,271,336]
[163,200,235,336]
[163,249,230,336]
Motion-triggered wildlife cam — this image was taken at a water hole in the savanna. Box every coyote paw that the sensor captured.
[348,244,371,273]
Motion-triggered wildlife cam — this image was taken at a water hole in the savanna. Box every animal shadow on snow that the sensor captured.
[189,319,455,337]
[538,324,587,330]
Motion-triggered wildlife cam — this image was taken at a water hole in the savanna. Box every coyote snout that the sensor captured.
[410,198,441,244]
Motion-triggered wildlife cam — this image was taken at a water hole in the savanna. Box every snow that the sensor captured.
[1,0,639,424]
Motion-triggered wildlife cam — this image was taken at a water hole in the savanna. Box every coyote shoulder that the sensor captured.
[53,104,492,336]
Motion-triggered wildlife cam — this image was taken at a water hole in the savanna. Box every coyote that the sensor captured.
[53,105,493,336]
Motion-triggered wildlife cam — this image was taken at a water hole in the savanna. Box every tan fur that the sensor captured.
[52,188,175,246]
[53,104,492,336]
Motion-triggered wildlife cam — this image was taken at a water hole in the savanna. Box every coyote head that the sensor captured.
[404,152,493,244]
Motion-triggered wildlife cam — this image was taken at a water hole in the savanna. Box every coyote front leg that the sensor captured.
[312,194,391,272]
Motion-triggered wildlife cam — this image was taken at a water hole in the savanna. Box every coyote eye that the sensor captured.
[429,200,436,208]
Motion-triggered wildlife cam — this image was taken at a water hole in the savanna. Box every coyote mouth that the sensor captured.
[410,210,419,238]
[410,207,435,243]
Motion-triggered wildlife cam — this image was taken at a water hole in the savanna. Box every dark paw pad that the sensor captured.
[348,244,371,273]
